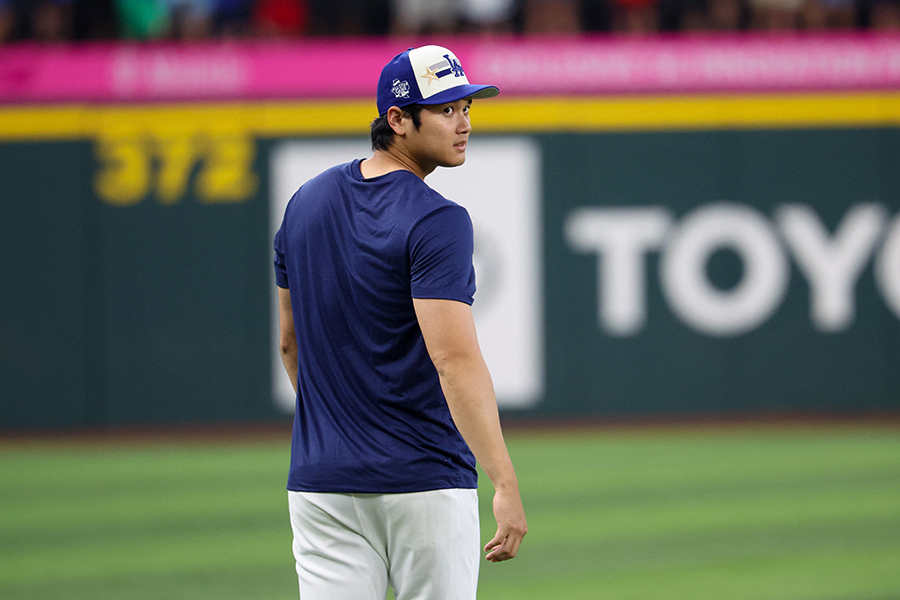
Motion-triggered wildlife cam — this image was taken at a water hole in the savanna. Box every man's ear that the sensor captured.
[386,107,407,137]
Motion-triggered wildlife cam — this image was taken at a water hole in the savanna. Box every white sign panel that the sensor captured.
[269,137,543,412]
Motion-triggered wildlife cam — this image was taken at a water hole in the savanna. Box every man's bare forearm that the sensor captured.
[433,352,527,562]
[413,297,527,560]
[436,354,517,490]
[277,286,299,395]
[280,343,298,395]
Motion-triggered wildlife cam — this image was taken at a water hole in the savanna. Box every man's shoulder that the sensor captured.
[399,175,464,211]
[303,160,355,189]
[286,161,356,210]
[421,186,469,217]
[370,169,467,218]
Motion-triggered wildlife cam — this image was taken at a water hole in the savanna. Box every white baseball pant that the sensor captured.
[288,488,480,600]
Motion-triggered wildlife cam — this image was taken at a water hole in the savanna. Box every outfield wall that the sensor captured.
[2,38,900,429]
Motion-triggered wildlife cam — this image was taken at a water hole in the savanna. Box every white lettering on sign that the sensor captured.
[875,213,900,319]
[775,203,887,332]
[566,207,672,336]
[566,202,898,337]
[661,203,789,337]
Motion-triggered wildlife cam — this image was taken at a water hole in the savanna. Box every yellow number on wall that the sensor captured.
[94,137,151,206]
[155,135,201,205]
[197,135,258,203]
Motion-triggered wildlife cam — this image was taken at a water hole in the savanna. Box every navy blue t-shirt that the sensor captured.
[274,159,478,494]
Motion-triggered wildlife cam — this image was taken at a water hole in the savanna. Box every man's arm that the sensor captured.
[277,286,299,395]
[413,298,527,562]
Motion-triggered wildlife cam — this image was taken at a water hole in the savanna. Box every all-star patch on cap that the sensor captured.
[376,45,499,116]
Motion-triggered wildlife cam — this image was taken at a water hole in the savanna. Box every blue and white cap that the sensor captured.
[376,45,499,116]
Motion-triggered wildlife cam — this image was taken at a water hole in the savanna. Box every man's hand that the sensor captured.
[484,486,528,562]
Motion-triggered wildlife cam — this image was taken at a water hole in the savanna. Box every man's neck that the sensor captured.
[361,148,432,181]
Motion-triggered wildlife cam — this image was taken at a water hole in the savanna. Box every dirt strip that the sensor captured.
[2,411,899,448]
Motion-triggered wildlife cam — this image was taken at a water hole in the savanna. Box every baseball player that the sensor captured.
[274,45,527,600]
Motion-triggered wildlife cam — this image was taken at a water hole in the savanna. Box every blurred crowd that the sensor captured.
[1,0,899,43]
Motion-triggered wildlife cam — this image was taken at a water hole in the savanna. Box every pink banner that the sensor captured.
[471,35,900,95]
[1,35,899,103]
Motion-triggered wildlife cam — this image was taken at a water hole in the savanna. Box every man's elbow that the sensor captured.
[279,333,297,358]
[429,348,480,378]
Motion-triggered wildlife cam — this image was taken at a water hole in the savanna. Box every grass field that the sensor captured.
[1,422,899,600]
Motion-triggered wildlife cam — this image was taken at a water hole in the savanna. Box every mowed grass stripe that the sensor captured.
[0,528,292,585]
[520,482,900,542]
[1,445,290,493]
[1,483,285,539]
[508,428,900,487]
[479,427,900,599]
[1,425,898,600]
[1,566,295,600]
[0,442,292,588]
[0,444,291,568]
[483,546,900,600]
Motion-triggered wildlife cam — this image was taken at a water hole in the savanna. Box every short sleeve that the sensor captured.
[273,220,289,289]
[409,205,476,304]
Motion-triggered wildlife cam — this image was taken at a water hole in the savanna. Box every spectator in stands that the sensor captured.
[747,0,804,28]
[72,0,117,39]
[521,0,582,33]
[309,0,388,35]
[168,0,214,38]
[580,0,611,31]
[31,0,76,40]
[707,0,746,28]
[868,0,900,27]
[609,0,661,32]
[1,0,79,40]
[675,0,746,30]
[252,0,308,36]
[391,0,519,35]
[0,0,15,41]
[799,0,856,28]
[390,0,458,34]
[214,0,252,36]
[672,0,713,29]
[114,0,214,39]
[115,0,171,37]
[460,0,518,33]
[6,0,900,41]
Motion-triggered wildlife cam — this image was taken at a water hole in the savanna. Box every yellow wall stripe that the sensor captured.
[474,93,900,131]
[2,93,899,140]
[0,105,91,140]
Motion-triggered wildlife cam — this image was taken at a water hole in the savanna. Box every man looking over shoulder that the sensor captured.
[274,45,526,600]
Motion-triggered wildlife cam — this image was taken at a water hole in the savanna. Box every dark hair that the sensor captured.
[370,104,424,151]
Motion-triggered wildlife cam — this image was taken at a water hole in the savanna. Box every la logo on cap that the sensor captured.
[419,54,466,86]
[377,45,499,115]
[406,46,473,102]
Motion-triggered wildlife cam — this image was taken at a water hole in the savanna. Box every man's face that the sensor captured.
[404,98,473,173]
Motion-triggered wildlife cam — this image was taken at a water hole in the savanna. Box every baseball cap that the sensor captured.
[376,45,499,116]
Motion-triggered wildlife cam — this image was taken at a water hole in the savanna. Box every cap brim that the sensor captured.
[419,84,500,106]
